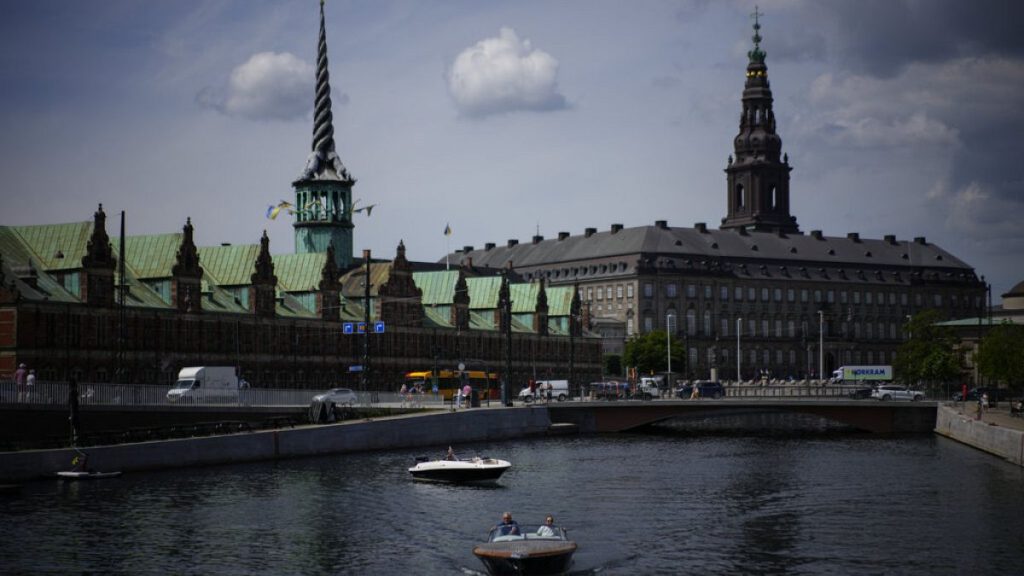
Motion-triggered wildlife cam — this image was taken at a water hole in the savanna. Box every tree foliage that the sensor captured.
[623,331,685,376]
[894,309,962,389]
[976,321,1024,393]
[603,354,623,377]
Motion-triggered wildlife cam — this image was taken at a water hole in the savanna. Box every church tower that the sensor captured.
[293,0,357,269]
[721,10,799,234]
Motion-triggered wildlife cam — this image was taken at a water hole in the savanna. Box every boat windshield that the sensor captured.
[488,525,567,542]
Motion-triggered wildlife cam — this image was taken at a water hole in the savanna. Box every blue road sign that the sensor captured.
[348,365,363,372]
[374,321,385,333]
[342,322,354,334]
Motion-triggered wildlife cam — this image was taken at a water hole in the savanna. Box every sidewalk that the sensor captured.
[945,401,1024,432]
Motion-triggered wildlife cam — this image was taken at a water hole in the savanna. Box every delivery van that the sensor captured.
[519,380,570,403]
[167,366,241,403]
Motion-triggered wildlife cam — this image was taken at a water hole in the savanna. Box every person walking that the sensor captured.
[14,363,27,402]
[25,369,36,401]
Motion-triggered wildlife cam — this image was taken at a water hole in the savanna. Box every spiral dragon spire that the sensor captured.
[299,0,352,182]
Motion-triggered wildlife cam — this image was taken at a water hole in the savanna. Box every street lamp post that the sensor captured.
[736,317,742,382]
[818,310,824,383]
[666,314,674,378]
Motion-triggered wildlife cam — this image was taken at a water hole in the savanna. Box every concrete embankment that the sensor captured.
[934,404,1024,467]
[0,406,553,483]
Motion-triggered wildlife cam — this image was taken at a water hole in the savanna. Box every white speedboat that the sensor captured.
[408,454,511,484]
[57,470,122,480]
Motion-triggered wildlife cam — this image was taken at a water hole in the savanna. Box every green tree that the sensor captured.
[894,309,962,391]
[976,321,1024,393]
[603,354,623,377]
[623,331,685,376]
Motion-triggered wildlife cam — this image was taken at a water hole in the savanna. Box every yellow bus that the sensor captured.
[403,369,500,401]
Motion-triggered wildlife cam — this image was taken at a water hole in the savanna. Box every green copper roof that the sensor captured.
[413,270,459,305]
[509,282,539,313]
[198,244,259,286]
[11,221,93,272]
[274,252,327,292]
[467,276,502,309]
[546,285,574,316]
[120,233,182,279]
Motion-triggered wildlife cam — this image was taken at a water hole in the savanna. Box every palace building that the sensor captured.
[448,16,986,380]
[0,2,601,390]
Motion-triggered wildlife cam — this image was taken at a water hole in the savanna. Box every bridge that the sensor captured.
[547,399,938,434]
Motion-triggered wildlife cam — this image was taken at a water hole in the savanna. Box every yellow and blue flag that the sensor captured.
[444,223,452,236]
[266,200,294,220]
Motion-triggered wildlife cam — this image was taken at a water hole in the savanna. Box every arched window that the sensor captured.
[703,310,712,335]
[770,185,778,209]
[686,309,697,336]
[736,184,745,209]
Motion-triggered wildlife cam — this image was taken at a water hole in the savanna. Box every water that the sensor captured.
[2,432,1022,575]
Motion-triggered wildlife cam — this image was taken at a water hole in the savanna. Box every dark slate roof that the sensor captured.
[448,225,974,272]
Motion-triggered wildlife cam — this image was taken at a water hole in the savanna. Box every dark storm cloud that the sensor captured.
[793,0,1024,77]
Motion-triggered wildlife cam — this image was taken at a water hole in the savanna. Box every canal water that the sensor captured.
[2,431,1022,575]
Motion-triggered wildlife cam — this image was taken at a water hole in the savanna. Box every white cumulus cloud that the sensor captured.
[197,52,315,121]
[447,27,567,118]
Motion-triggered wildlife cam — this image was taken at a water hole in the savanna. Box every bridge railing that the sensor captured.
[723,384,868,398]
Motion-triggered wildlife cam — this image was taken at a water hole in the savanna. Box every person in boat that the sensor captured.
[71,452,91,473]
[536,515,557,537]
[495,512,520,536]
[445,446,457,461]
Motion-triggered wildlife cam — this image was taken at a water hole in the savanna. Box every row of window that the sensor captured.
[630,313,905,341]
[646,282,979,309]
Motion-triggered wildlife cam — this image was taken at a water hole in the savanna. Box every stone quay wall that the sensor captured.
[934,403,1024,467]
[0,406,553,483]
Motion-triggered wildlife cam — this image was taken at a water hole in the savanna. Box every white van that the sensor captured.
[519,380,570,403]
[167,366,241,404]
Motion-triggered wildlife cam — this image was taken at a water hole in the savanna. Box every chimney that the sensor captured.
[610,223,624,234]
[884,234,896,244]
[914,236,927,245]
[463,245,474,252]
[811,230,823,240]
[507,239,519,247]
[485,242,495,251]
[847,232,860,242]
[585,227,597,238]
[558,232,570,241]
[655,220,668,229]
[532,235,543,244]
[695,222,707,233]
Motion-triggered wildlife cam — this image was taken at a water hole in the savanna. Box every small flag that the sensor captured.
[444,223,452,236]
[266,200,293,220]
[354,203,376,217]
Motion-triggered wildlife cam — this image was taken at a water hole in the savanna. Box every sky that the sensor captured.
[1,0,1022,302]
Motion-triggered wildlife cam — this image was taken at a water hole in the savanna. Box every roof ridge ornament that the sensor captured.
[747,6,766,65]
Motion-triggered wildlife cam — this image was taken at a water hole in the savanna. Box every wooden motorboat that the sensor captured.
[473,525,577,575]
[408,454,510,484]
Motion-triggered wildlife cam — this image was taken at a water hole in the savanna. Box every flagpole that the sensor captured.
[445,223,451,270]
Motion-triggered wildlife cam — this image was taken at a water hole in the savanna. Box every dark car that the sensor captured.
[952,387,1005,407]
[676,381,725,399]
[848,386,874,399]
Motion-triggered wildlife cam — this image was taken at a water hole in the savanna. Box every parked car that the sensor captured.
[952,387,1005,407]
[871,385,924,402]
[313,388,358,406]
[848,386,874,399]
[676,381,725,399]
